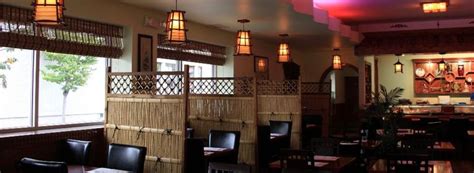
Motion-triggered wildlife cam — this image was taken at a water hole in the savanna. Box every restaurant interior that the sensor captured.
[1,0,474,172]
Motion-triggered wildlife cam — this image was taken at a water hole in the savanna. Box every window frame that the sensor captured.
[0,49,105,134]
[157,58,217,77]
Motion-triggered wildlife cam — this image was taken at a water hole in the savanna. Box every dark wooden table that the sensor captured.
[269,155,356,173]
[68,165,132,173]
[204,147,232,158]
[369,159,453,173]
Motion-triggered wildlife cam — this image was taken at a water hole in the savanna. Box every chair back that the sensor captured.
[386,153,430,173]
[310,138,339,156]
[208,130,240,150]
[208,130,241,163]
[19,158,67,173]
[270,121,292,135]
[107,143,147,173]
[184,139,206,173]
[65,139,92,165]
[279,149,314,169]
[208,162,251,173]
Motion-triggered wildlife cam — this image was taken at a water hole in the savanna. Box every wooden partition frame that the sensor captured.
[105,68,311,172]
[301,82,331,137]
[188,77,257,168]
[105,71,187,173]
[256,79,302,149]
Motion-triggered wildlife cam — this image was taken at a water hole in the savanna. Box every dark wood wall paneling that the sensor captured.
[356,27,474,56]
[0,128,105,173]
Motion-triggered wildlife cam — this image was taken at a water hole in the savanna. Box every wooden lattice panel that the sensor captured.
[108,72,184,96]
[257,80,299,95]
[190,77,253,96]
[301,82,331,94]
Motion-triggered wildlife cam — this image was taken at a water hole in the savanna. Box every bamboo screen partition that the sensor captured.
[188,77,257,167]
[256,80,302,149]
[106,71,187,173]
[301,82,331,137]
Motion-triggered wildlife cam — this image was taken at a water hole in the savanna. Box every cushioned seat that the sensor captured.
[107,143,147,173]
[208,130,241,163]
[270,120,292,148]
[19,157,67,173]
[64,139,92,165]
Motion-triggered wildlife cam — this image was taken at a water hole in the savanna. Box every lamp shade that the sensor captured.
[332,54,342,70]
[235,30,252,55]
[166,10,187,44]
[278,43,290,63]
[257,58,266,72]
[394,59,404,73]
[33,0,65,25]
[438,59,447,71]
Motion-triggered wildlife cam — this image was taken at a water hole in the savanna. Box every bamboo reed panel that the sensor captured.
[257,95,301,149]
[189,97,256,166]
[105,124,183,136]
[188,116,254,124]
[106,97,185,173]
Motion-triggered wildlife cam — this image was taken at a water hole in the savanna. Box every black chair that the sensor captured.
[310,138,339,156]
[270,120,292,148]
[257,125,271,170]
[64,139,92,165]
[184,139,206,173]
[19,158,67,173]
[279,149,316,173]
[208,130,241,163]
[302,115,322,148]
[107,143,147,173]
[208,162,251,173]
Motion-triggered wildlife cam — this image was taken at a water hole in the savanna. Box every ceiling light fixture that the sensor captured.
[438,51,448,72]
[394,54,404,73]
[165,0,187,44]
[32,0,65,25]
[235,19,252,56]
[277,34,290,63]
[421,1,448,13]
[332,48,342,70]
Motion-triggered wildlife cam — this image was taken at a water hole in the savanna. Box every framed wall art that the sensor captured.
[138,34,154,72]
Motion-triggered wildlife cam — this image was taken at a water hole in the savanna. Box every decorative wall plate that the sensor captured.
[415,68,426,77]
[445,73,455,83]
[424,73,435,84]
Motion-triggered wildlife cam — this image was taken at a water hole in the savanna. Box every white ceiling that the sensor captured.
[114,0,355,50]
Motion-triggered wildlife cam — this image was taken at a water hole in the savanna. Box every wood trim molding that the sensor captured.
[356,27,474,56]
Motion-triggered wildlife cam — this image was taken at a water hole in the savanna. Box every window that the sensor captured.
[0,47,106,131]
[0,48,34,129]
[157,58,216,77]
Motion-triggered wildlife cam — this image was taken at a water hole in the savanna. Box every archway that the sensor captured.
[319,64,360,136]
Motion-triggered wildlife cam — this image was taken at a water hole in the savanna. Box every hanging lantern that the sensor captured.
[394,54,404,73]
[438,52,447,72]
[165,0,187,44]
[332,49,342,70]
[277,34,290,63]
[235,19,252,56]
[32,0,65,25]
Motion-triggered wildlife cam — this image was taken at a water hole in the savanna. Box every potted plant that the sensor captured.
[364,85,404,152]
